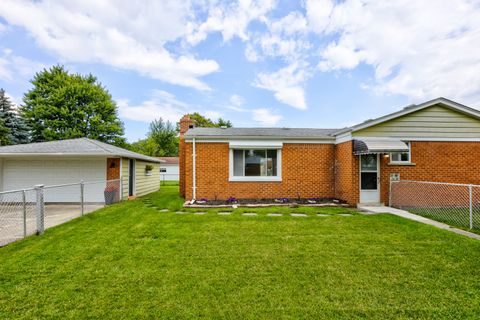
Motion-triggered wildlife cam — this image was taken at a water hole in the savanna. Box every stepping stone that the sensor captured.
[175,211,188,214]
[218,212,232,215]
[339,213,352,216]
[158,209,169,212]
[291,213,307,217]
[267,213,282,217]
[242,212,257,216]
[317,214,329,217]
[194,211,207,215]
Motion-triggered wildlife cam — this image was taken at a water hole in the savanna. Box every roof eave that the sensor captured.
[343,97,480,134]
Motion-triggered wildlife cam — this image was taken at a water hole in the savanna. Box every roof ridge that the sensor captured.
[82,138,116,155]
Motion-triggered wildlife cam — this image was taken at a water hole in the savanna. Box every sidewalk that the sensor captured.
[357,205,480,240]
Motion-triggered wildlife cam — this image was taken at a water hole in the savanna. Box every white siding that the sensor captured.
[160,164,179,181]
[354,105,480,138]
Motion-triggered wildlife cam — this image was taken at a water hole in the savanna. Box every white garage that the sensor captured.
[1,157,106,202]
[0,138,163,203]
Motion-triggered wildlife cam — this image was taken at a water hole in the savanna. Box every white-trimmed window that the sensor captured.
[390,142,411,163]
[229,149,282,181]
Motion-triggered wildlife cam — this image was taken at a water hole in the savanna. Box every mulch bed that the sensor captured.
[184,197,349,208]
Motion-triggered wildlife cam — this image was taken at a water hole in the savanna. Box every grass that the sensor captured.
[160,180,179,186]
[406,207,480,234]
[1,187,480,319]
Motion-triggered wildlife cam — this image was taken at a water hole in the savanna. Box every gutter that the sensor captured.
[192,137,196,201]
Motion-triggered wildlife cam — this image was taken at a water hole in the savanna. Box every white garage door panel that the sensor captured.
[3,158,106,203]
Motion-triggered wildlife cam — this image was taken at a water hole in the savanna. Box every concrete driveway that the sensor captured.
[0,204,104,246]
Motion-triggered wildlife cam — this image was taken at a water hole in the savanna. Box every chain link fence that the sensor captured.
[390,180,480,231]
[0,179,121,247]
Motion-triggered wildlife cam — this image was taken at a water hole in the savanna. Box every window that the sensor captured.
[390,142,410,163]
[160,168,167,173]
[230,149,281,181]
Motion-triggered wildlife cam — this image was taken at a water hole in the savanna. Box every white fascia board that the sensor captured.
[353,136,480,142]
[185,137,335,144]
[335,132,352,144]
[0,153,111,157]
[229,140,283,149]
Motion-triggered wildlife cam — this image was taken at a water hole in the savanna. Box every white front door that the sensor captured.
[359,154,380,204]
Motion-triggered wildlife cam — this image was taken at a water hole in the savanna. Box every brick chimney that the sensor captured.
[179,114,195,197]
[179,114,195,137]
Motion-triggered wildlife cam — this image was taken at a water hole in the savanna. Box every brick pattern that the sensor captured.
[184,142,335,200]
[179,115,195,198]
[333,141,359,205]
[380,141,480,204]
[106,158,120,180]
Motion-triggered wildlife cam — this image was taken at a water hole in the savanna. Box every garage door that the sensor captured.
[2,158,106,203]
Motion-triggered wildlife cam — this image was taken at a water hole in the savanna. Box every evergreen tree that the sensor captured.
[21,65,125,145]
[0,89,30,144]
[0,117,10,146]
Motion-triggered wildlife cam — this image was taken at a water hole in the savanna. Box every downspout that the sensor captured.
[192,137,196,201]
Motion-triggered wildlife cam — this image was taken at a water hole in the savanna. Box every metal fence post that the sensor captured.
[34,184,45,235]
[22,189,27,237]
[469,185,473,229]
[80,180,85,216]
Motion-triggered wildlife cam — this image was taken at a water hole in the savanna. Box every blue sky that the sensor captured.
[1,0,479,142]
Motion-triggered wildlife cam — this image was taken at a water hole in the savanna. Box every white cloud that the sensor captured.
[308,0,480,104]
[247,11,310,63]
[118,90,188,123]
[305,0,333,33]
[252,108,282,126]
[118,89,221,123]
[254,63,308,109]
[0,48,44,82]
[0,0,219,90]
[187,0,277,45]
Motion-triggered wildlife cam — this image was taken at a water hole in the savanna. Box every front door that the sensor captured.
[360,154,380,204]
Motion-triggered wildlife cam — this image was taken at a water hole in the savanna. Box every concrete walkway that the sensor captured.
[357,205,480,240]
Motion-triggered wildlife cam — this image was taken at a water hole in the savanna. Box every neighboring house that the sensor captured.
[179,97,480,206]
[0,138,163,202]
[158,157,179,181]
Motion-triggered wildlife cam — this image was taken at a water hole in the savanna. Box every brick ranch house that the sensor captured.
[179,97,480,206]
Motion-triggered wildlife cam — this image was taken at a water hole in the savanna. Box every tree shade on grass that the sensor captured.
[1,187,479,319]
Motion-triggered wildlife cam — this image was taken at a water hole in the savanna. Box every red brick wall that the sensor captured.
[334,141,359,205]
[380,141,480,204]
[184,142,335,200]
[106,158,120,180]
[179,115,195,198]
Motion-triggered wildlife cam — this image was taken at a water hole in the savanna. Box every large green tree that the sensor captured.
[130,118,178,157]
[0,89,30,145]
[21,65,125,145]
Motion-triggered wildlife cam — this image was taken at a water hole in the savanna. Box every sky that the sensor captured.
[1,0,480,142]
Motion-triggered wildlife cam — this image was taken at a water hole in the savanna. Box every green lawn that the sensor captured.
[1,187,480,319]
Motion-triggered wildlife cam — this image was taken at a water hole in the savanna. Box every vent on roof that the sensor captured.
[403,104,417,110]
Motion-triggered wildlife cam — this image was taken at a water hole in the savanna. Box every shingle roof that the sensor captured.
[184,127,339,139]
[0,138,163,163]
[157,157,179,165]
